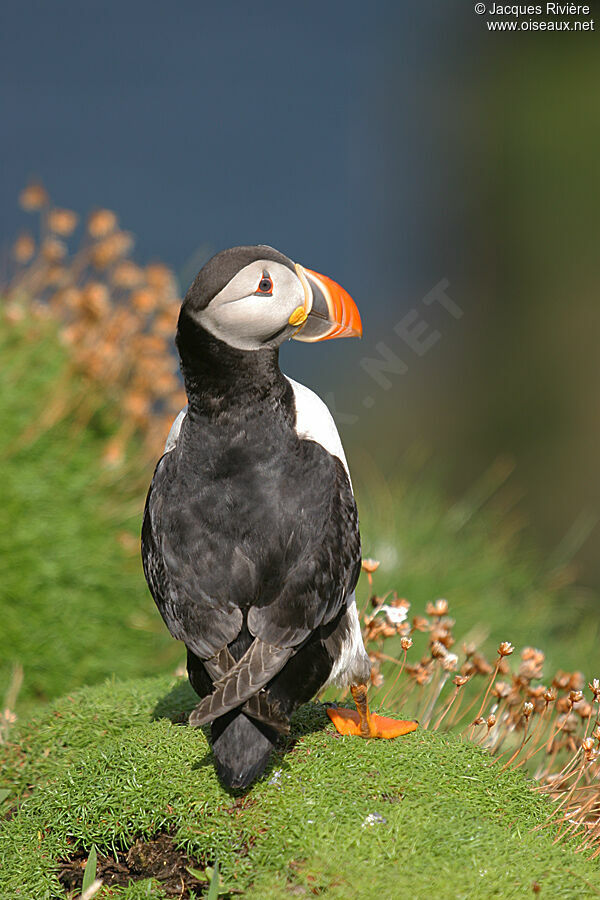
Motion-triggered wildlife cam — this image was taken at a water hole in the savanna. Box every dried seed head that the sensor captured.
[154,309,177,337]
[430,624,454,649]
[543,687,557,704]
[486,714,497,728]
[472,652,493,676]
[41,238,67,263]
[47,208,78,236]
[12,232,36,263]
[425,598,449,617]
[522,702,534,719]
[527,685,547,700]
[80,283,110,320]
[130,288,158,314]
[575,701,592,720]
[519,659,544,681]
[364,619,384,640]
[453,675,469,687]
[569,690,584,705]
[582,739,599,763]
[400,636,413,652]
[472,716,485,727]
[569,672,585,692]
[415,665,434,686]
[521,647,544,665]
[412,616,430,633]
[378,605,408,629]
[589,678,600,701]
[441,653,458,672]
[19,181,49,211]
[111,260,145,289]
[498,641,514,658]
[145,262,175,292]
[91,232,134,269]
[87,208,118,238]
[492,681,511,700]
[591,724,600,742]
[361,558,380,574]
[552,670,570,691]
[430,641,446,660]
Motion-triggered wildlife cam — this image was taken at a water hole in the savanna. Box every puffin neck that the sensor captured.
[176,313,289,420]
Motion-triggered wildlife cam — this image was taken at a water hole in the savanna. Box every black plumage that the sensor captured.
[141,247,362,788]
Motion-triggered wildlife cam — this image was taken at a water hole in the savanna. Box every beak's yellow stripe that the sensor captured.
[288,306,308,326]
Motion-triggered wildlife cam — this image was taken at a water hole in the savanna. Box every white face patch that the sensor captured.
[198,260,305,350]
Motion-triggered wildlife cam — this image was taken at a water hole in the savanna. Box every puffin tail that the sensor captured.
[211,710,278,789]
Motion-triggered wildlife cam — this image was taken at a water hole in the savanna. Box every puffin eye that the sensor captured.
[256,275,273,295]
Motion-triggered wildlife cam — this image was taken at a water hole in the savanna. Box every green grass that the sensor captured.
[0,319,180,715]
[1,675,599,899]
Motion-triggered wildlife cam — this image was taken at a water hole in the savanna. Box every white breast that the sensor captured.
[285,376,351,484]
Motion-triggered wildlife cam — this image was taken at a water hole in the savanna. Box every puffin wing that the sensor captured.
[246,456,360,646]
[142,426,360,727]
[189,639,293,725]
[188,456,360,726]
[142,452,244,658]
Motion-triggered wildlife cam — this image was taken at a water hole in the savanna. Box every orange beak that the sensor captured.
[292,264,362,342]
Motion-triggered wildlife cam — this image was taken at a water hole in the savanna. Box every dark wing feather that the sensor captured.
[142,423,360,723]
[247,456,360,646]
[188,638,292,725]
[142,452,243,659]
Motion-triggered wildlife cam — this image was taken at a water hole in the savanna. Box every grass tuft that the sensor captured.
[2,675,600,899]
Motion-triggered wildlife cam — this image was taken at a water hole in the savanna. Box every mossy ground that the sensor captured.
[2,675,600,899]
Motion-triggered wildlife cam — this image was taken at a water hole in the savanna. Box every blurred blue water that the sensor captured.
[3,1,599,586]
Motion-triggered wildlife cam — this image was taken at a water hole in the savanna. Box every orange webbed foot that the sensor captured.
[326,706,363,736]
[327,706,418,739]
[368,712,419,738]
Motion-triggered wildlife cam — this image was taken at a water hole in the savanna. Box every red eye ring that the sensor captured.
[256,275,273,295]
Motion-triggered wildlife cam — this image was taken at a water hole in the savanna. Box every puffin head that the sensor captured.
[178,244,361,352]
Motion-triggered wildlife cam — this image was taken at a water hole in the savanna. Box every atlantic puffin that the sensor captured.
[141,245,417,788]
